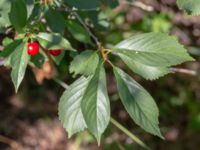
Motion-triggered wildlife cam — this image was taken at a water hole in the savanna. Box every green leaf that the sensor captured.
[0,40,23,58]
[81,63,110,144]
[37,32,74,51]
[112,32,194,67]
[45,8,66,34]
[9,0,27,32]
[59,62,110,143]
[2,37,13,47]
[69,50,99,77]
[0,0,11,29]
[113,67,163,139]
[118,54,171,80]
[64,0,99,10]
[27,3,42,22]
[10,42,30,92]
[58,76,90,137]
[104,0,119,8]
[26,0,34,18]
[66,21,92,44]
[30,53,45,68]
[177,0,200,15]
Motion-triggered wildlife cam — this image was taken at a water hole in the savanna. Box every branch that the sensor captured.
[0,135,19,149]
[110,118,150,150]
[170,67,197,76]
[72,11,100,46]
[123,1,154,12]
[53,79,150,149]
[53,78,69,89]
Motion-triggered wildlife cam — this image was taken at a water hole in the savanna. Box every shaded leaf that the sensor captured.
[66,20,92,44]
[114,67,163,138]
[10,42,30,92]
[9,0,27,32]
[45,8,66,34]
[69,50,99,77]
[26,0,35,18]
[0,40,22,58]
[30,53,45,68]
[104,0,119,8]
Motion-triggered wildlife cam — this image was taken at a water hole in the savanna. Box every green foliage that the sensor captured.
[10,42,30,92]
[177,0,200,15]
[114,67,163,138]
[0,0,11,31]
[45,8,66,34]
[36,32,74,50]
[30,53,45,68]
[59,76,89,137]
[81,63,110,144]
[113,33,193,67]
[59,63,110,143]
[51,51,65,65]
[0,0,198,147]
[140,13,172,33]
[0,40,22,58]
[66,21,92,44]
[104,0,119,8]
[119,55,171,80]
[65,0,99,10]
[9,0,27,32]
[112,33,193,79]
[69,50,99,77]
[26,0,35,18]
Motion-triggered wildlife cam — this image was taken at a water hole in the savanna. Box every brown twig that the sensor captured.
[171,67,197,76]
[53,78,69,89]
[72,11,100,47]
[123,0,154,12]
[61,4,100,47]
[0,135,19,149]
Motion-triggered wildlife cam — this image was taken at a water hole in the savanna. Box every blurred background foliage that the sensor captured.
[1,0,200,149]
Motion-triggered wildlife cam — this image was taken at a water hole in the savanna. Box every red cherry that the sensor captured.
[27,42,39,56]
[49,49,62,56]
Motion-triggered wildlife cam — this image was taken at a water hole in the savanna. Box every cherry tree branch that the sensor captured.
[72,11,100,47]
[61,5,100,47]
[125,1,154,12]
[0,135,19,149]
[53,78,69,89]
[110,118,150,150]
[170,67,197,76]
[52,78,149,149]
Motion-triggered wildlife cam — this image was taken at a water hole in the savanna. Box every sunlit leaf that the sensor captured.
[113,33,193,67]
[81,63,110,144]
[58,76,90,137]
[37,32,74,51]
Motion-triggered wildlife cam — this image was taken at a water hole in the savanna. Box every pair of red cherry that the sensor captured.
[27,42,62,56]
